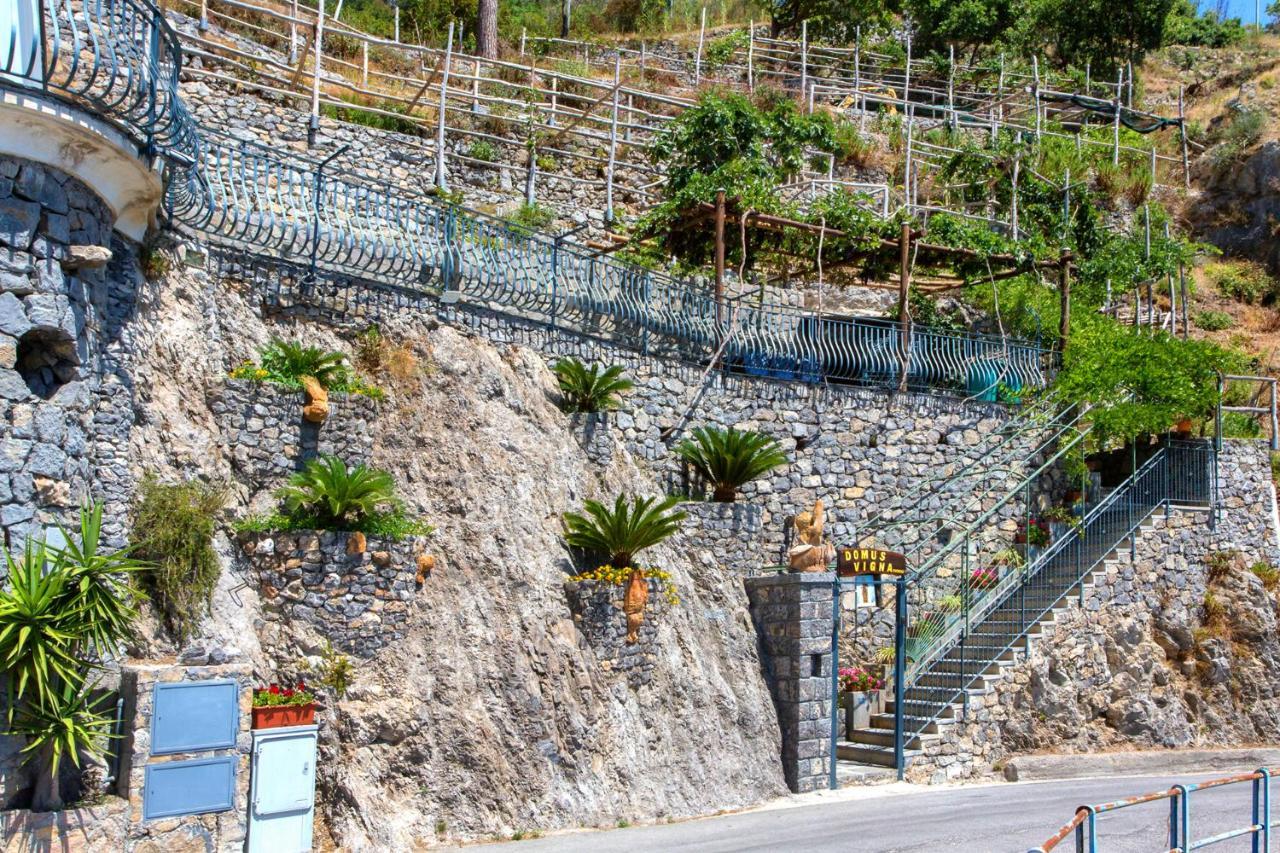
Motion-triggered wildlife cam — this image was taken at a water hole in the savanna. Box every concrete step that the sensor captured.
[846,727,937,750]
[870,712,955,735]
[836,740,923,767]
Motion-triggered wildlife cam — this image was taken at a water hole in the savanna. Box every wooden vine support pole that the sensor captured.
[1179,85,1190,189]
[1112,66,1123,165]
[307,0,325,147]
[434,22,454,190]
[747,22,754,92]
[714,189,726,326]
[694,6,705,85]
[898,222,911,393]
[1057,249,1072,354]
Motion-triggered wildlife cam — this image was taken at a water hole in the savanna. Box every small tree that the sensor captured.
[0,503,144,811]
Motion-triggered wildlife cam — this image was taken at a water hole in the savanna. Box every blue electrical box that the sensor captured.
[248,725,318,853]
[143,756,238,820]
[152,680,240,755]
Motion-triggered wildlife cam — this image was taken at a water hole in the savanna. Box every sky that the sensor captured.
[1199,0,1273,25]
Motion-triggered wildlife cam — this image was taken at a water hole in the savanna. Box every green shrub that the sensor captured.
[1194,310,1234,331]
[506,202,555,234]
[536,154,557,172]
[1,503,144,810]
[1251,561,1280,591]
[675,426,788,502]
[1207,261,1277,305]
[467,140,499,162]
[553,358,633,413]
[311,640,354,699]
[131,477,227,644]
[562,495,686,567]
[704,30,748,71]
[1211,106,1267,168]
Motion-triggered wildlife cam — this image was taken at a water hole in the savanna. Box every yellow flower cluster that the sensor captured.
[229,361,270,382]
[571,565,680,607]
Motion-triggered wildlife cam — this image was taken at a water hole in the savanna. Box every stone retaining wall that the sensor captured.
[117,660,252,852]
[0,798,129,852]
[565,577,668,688]
[242,530,430,658]
[211,379,379,483]
[0,155,122,547]
[682,501,765,574]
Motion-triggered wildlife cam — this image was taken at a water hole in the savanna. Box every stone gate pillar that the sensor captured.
[744,572,835,793]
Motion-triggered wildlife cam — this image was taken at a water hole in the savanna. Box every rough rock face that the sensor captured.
[1189,140,1280,272]
[110,246,785,846]
[308,325,785,846]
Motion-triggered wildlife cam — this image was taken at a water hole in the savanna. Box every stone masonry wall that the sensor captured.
[0,156,121,548]
[0,798,129,852]
[745,573,836,793]
[117,661,252,852]
[683,501,765,575]
[242,529,431,658]
[905,439,1280,784]
[565,577,668,688]
[211,379,379,483]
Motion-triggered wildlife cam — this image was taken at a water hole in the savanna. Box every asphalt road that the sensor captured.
[465,773,1260,853]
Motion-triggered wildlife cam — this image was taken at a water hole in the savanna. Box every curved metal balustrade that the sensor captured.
[3,0,1053,396]
[2,0,201,163]
[175,131,1054,395]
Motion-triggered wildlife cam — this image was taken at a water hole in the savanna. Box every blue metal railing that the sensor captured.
[1031,768,1274,852]
[171,130,1054,395]
[891,439,1216,774]
[3,0,1054,397]
[1,0,201,163]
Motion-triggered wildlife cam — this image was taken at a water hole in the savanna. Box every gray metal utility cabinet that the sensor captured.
[248,725,319,853]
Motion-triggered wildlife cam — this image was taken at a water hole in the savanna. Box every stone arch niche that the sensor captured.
[15,327,79,399]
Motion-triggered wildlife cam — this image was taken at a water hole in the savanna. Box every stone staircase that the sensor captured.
[837,508,1178,774]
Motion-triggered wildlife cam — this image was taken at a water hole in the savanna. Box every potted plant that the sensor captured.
[967,566,998,593]
[252,682,317,729]
[563,495,686,644]
[675,425,787,502]
[1017,518,1049,562]
[840,666,885,737]
[1041,505,1079,542]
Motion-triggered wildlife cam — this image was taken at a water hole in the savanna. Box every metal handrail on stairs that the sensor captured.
[887,440,1216,776]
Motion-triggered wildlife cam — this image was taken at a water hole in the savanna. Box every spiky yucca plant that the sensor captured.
[276,455,396,527]
[562,495,686,567]
[676,426,788,502]
[553,358,633,413]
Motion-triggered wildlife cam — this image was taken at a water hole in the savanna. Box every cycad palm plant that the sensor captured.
[562,495,686,567]
[553,358,633,413]
[260,339,350,389]
[277,455,397,528]
[675,425,788,502]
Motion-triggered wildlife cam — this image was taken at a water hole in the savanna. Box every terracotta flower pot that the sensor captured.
[252,703,316,730]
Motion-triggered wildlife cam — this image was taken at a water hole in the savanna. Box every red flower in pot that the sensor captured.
[252,681,317,729]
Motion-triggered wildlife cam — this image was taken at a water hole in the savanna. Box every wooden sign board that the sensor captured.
[837,547,907,578]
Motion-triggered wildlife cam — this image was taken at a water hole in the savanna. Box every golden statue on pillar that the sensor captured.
[788,498,835,573]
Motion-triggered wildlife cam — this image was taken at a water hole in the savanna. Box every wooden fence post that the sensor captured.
[393,3,399,43]
[694,6,705,85]
[800,19,808,99]
[361,40,368,88]
[1179,85,1190,189]
[435,22,454,190]
[1112,66,1123,165]
[1058,251,1071,353]
[898,222,912,393]
[714,189,726,320]
[289,0,298,63]
[747,21,754,92]
[549,75,558,127]
[308,4,324,147]
[605,55,620,223]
